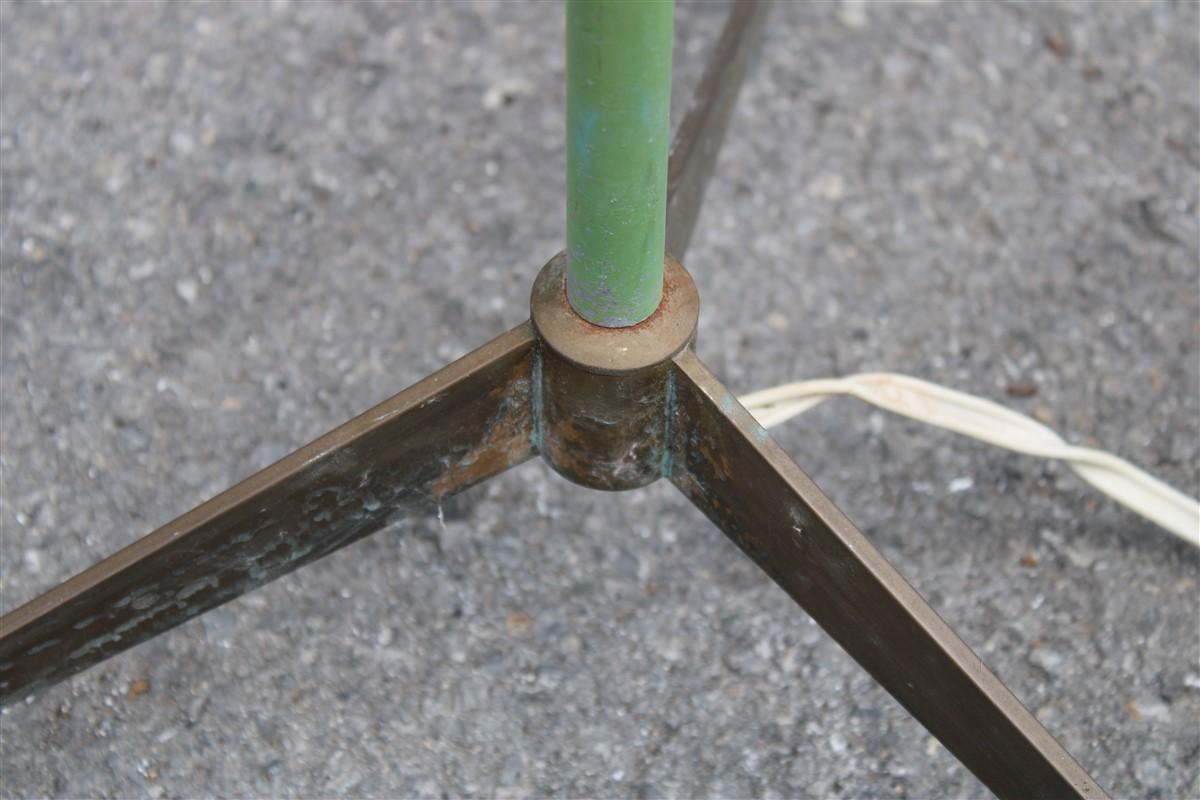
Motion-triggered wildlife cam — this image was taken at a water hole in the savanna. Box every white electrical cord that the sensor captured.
[739,373,1200,548]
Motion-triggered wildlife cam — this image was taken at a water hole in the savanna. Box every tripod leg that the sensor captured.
[0,323,537,704]
[668,349,1106,800]
[665,0,769,261]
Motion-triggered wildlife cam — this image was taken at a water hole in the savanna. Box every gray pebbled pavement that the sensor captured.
[1,1,1197,798]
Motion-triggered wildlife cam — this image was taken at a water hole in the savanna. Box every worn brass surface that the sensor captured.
[668,350,1107,800]
[0,325,536,703]
[530,251,697,491]
[535,346,673,492]
[531,251,698,375]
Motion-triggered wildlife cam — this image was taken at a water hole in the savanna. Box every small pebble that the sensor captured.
[169,131,195,156]
[505,612,533,636]
[482,78,532,110]
[1127,696,1171,723]
[838,0,868,29]
[1029,646,1065,676]
[129,260,157,280]
[20,238,47,262]
[1135,755,1168,789]
[948,477,974,493]
[1043,34,1070,58]
[175,278,199,304]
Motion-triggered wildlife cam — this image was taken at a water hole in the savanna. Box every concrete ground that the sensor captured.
[1,1,1197,797]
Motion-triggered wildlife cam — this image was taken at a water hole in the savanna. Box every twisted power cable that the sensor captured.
[739,373,1199,547]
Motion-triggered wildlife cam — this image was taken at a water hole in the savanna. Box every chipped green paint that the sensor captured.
[566,0,673,327]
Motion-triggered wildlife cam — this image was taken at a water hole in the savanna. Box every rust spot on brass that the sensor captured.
[431,377,533,497]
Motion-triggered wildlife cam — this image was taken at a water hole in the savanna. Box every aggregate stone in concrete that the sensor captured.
[1,1,1197,798]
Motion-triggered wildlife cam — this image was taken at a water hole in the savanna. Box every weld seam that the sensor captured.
[530,344,544,454]
[660,367,677,479]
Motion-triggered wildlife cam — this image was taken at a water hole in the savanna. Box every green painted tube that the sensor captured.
[566,0,674,327]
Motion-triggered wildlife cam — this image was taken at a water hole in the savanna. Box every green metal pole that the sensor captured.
[566,0,674,328]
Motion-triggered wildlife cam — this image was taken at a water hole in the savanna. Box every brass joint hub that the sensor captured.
[530,252,700,491]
